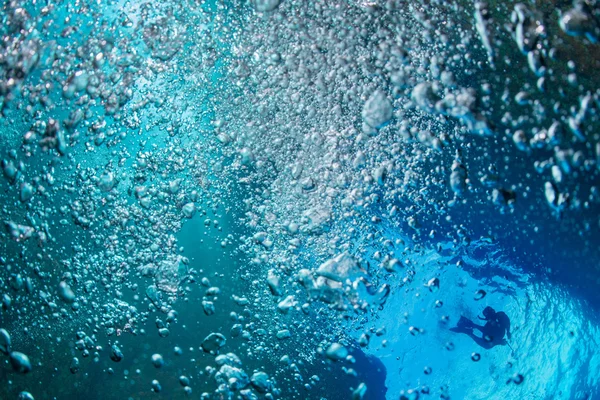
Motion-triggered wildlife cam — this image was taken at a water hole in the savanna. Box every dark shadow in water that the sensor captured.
[348,347,387,400]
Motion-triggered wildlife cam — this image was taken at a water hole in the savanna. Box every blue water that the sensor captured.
[0,0,599,399]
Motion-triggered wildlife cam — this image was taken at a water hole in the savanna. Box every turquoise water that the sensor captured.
[0,0,600,399]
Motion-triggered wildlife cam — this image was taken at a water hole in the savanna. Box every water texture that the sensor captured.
[0,0,599,399]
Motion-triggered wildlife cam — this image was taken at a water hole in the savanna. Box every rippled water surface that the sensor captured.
[0,0,599,399]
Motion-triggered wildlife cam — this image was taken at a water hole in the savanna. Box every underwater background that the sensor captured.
[0,0,600,399]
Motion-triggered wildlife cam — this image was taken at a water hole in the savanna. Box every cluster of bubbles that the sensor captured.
[0,0,599,398]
